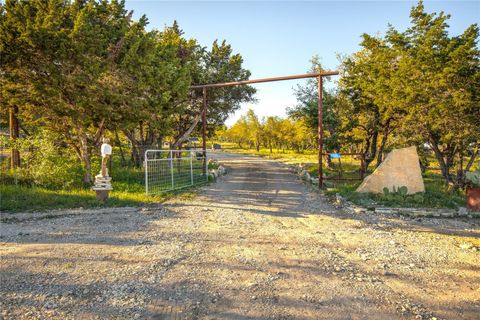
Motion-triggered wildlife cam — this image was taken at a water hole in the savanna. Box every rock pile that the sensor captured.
[208,159,227,179]
[92,174,112,201]
[93,174,113,190]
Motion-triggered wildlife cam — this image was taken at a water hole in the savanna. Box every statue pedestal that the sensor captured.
[92,174,113,201]
[94,189,110,201]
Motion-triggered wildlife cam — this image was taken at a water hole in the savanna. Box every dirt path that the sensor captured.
[1,152,479,319]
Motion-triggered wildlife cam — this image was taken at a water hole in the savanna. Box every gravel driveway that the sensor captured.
[1,152,479,319]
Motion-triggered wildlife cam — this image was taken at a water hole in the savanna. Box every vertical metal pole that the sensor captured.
[318,76,324,188]
[202,87,207,175]
[170,150,174,189]
[9,106,20,169]
[205,151,208,182]
[190,151,194,185]
[145,151,149,196]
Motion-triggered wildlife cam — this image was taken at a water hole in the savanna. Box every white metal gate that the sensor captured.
[144,149,208,195]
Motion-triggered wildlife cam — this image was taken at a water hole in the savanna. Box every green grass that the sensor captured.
[222,143,318,164]
[0,183,201,213]
[0,159,202,213]
[324,176,465,209]
[221,143,466,209]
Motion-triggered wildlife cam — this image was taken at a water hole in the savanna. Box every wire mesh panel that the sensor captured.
[145,150,208,195]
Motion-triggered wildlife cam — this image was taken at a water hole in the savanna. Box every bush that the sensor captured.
[1,132,84,189]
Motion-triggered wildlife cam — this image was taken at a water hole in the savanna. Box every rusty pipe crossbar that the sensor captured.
[192,71,340,188]
[322,177,363,181]
[191,72,338,89]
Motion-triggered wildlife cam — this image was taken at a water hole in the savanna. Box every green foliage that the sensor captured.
[1,132,84,189]
[327,176,464,209]
[398,186,408,196]
[287,56,339,152]
[0,152,200,212]
[0,0,255,183]
[334,1,479,183]
[219,110,314,153]
[465,167,480,187]
[376,186,410,205]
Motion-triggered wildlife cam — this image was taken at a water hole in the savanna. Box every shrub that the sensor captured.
[2,131,84,189]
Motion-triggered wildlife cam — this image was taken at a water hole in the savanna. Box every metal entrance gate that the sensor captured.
[145,150,208,195]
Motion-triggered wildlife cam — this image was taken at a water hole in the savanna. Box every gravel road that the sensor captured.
[1,152,479,320]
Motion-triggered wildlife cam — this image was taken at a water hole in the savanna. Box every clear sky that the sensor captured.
[125,1,479,126]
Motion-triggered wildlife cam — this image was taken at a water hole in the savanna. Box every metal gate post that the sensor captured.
[170,150,174,189]
[205,151,208,182]
[145,150,149,196]
[190,151,194,185]
[318,76,324,188]
[202,88,207,175]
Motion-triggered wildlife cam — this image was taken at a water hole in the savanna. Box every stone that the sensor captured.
[300,170,309,180]
[210,169,218,178]
[459,243,473,250]
[375,208,396,214]
[335,194,344,205]
[439,210,455,218]
[458,207,468,216]
[356,146,425,194]
[217,166,226,175]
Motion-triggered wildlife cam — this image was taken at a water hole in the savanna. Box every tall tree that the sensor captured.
[1,0,144,182]
[338,1,479,184]
[339,34,401,169]
[245,109,262,151]
[386,1,479,186]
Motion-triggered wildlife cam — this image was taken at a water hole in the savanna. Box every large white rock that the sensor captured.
[356,146,425,194]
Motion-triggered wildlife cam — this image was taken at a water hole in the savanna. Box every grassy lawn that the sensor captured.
[0,161,201,213]
[221,143,467,209]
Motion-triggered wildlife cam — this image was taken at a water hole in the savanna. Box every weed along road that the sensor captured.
[1,152,479,319]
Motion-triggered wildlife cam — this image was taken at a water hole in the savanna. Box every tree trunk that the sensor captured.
[375,120,392,168]
[457,143,479,188]
[363,130,378,171]
[79,131,92,184]
[456,147,464,188]
[115,131,127,167]
[429,138,453,185]
[326,155,333,169]
[464,144,479,173]
[124,129,142,167]
[172,113,201,149]
[9,106,20,169]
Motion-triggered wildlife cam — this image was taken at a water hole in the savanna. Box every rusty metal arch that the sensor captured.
[191,71,339,187]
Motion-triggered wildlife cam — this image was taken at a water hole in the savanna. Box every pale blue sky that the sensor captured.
[125,1,479,126]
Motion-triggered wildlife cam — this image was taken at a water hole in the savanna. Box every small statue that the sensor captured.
[93,137,113,201]
[100,138,112,177]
